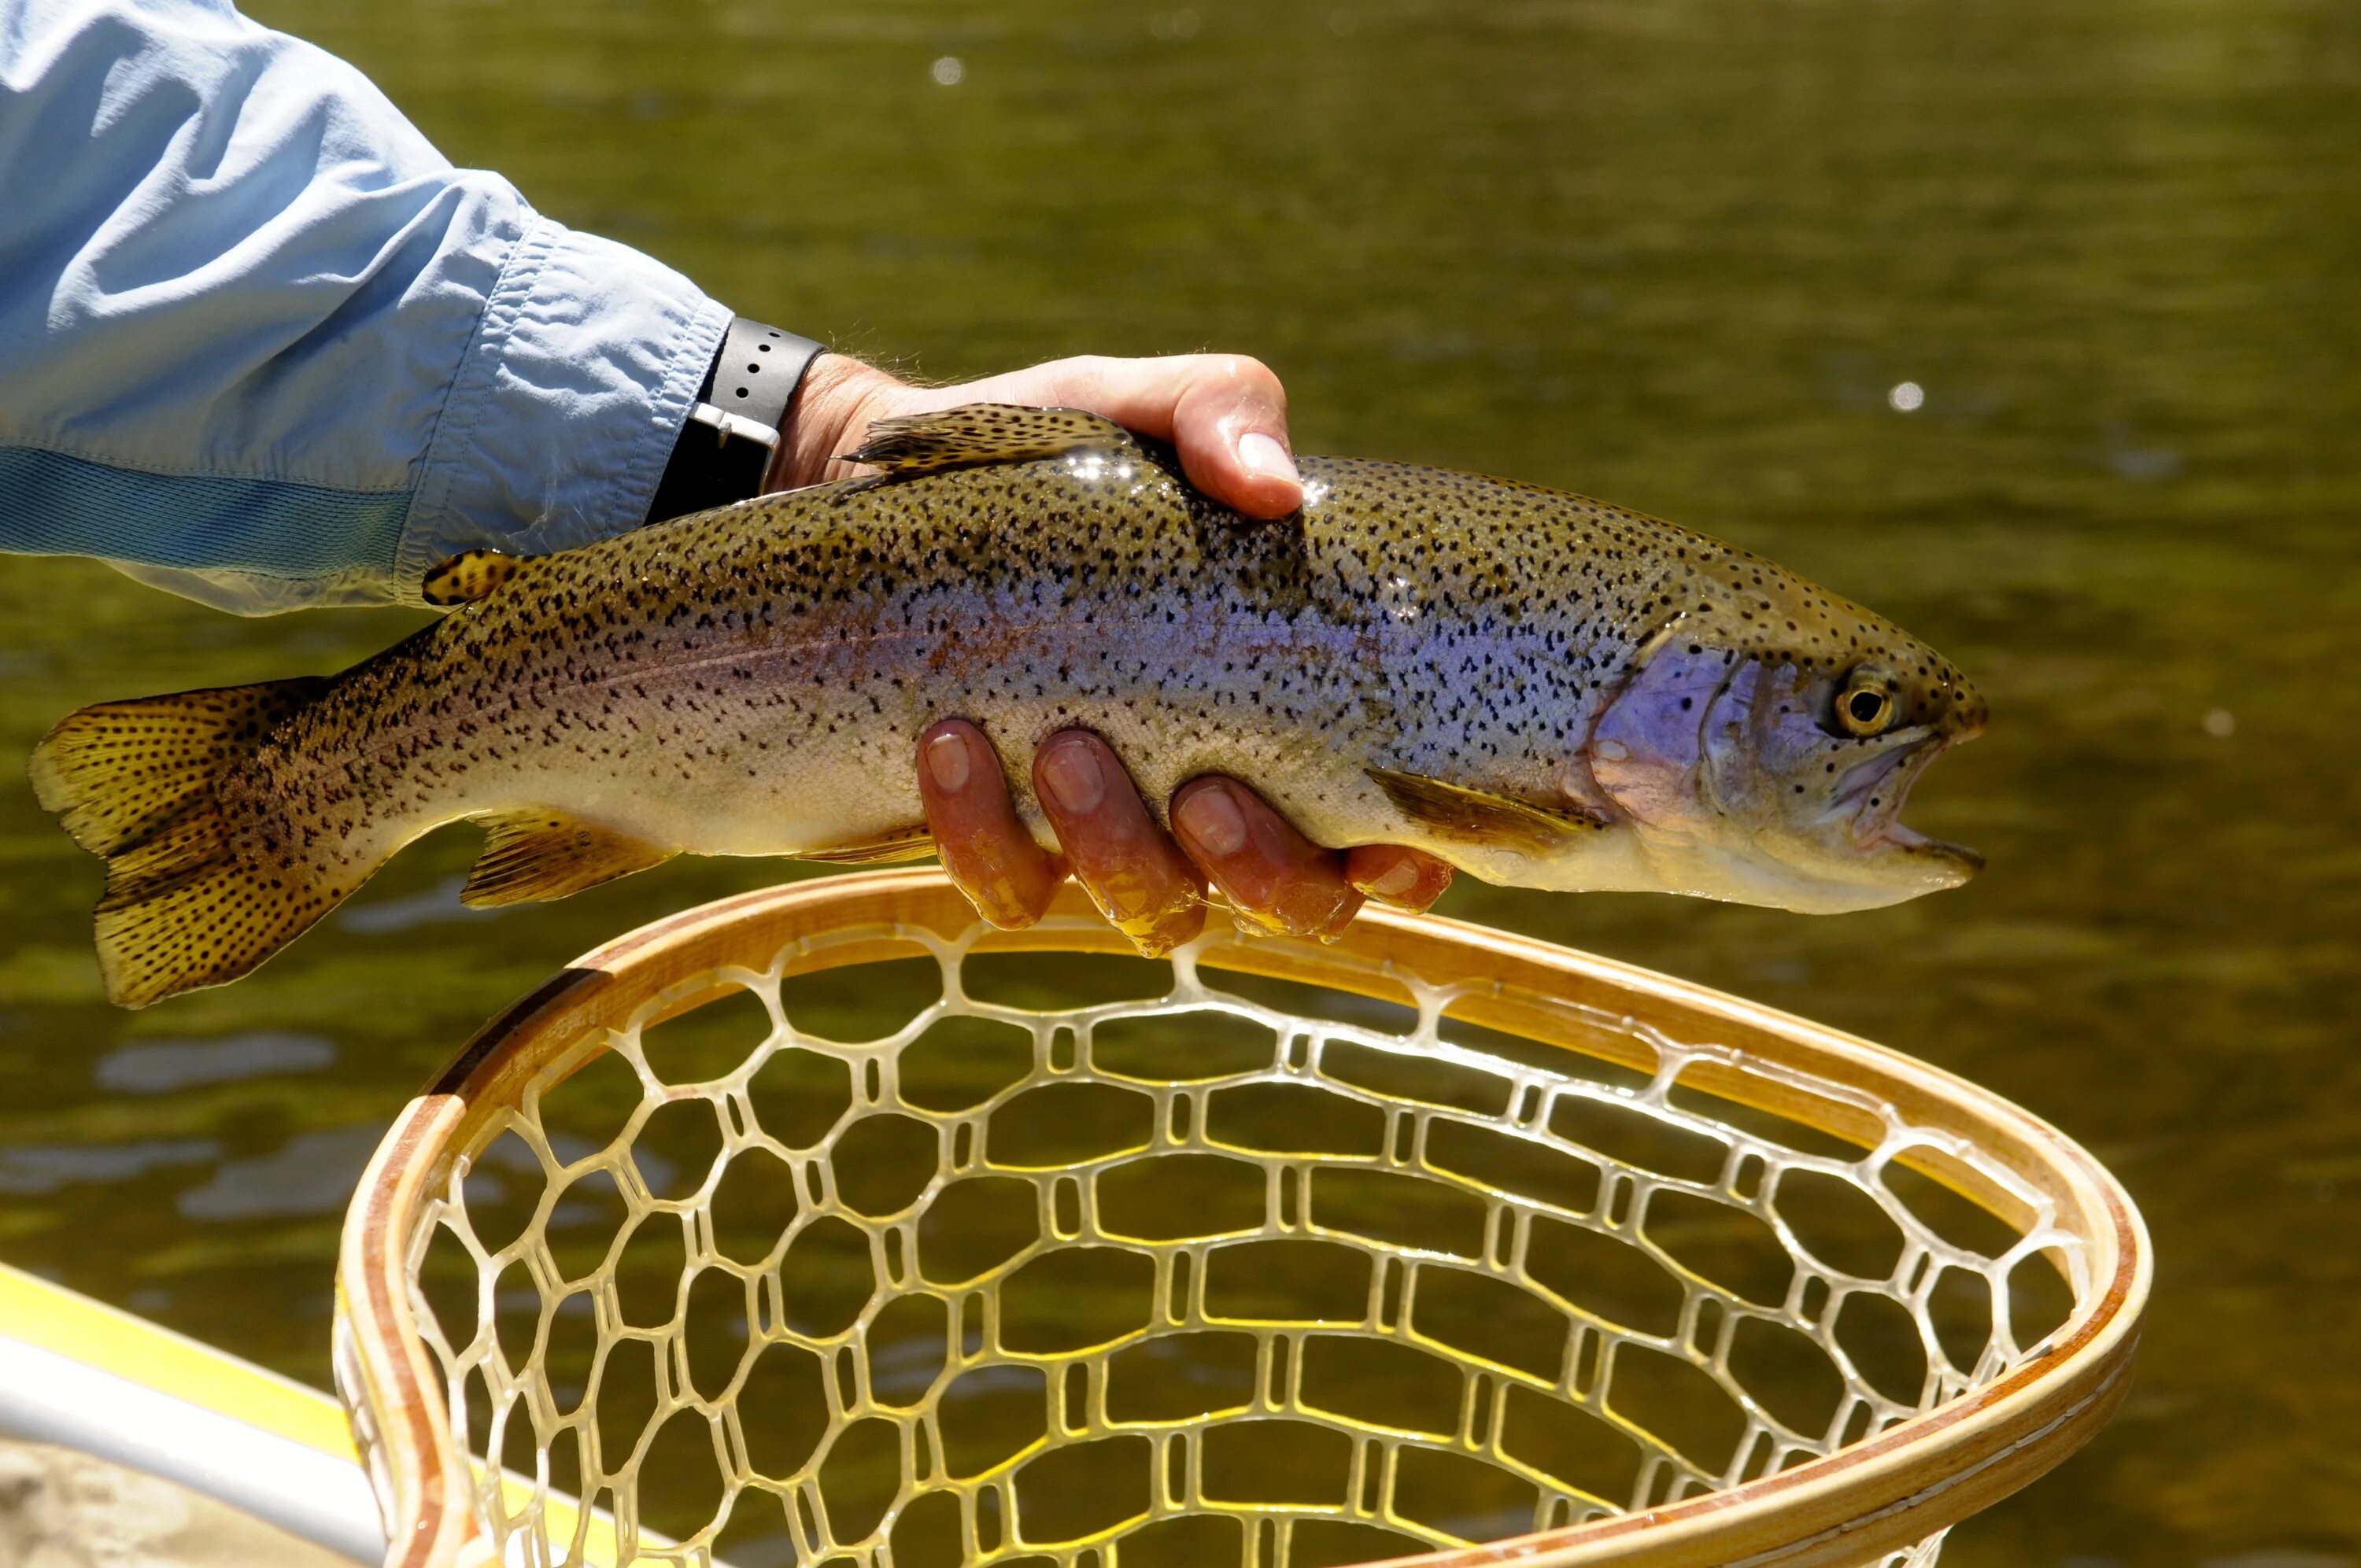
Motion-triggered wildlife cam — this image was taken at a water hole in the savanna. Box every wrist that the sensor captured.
[766,357,909,492]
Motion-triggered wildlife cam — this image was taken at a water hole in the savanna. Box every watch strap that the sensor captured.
[645,318,825,524]
[708,315,822,437]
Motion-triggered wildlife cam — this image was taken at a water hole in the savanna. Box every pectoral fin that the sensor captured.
[797,825,937,865]
[847,404,1136,478]
[463,811,676,907]
[1365,767,1603,856]
[423,549,529,607]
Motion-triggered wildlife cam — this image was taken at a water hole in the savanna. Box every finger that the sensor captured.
[1345,845,1456,912]
[916,720,1066,928]
[1172,777,1364,939]
[1032,731,1207,956]
[949,353,1302,521]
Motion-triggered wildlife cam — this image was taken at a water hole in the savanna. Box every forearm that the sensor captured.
[0,0,729,612]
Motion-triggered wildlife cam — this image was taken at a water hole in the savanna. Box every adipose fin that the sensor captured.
[422,549,530,607]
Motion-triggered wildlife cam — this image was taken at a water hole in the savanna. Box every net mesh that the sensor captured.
[408,914,2088,1568]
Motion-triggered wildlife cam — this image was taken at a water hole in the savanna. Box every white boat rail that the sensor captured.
[0,1260,384,1562]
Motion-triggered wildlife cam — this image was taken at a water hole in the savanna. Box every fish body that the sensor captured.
[31,406,1985,1006]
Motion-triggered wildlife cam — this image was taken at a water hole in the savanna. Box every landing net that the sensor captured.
[335,872,2146,1568]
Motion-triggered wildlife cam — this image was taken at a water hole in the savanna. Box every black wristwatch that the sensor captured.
[645,316,826,524]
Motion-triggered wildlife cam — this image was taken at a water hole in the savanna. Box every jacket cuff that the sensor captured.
[396,212,730,599]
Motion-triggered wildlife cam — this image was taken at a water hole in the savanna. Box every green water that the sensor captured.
[1,0,2355,1560]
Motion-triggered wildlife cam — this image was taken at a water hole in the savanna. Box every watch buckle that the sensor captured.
[687,400,780,452]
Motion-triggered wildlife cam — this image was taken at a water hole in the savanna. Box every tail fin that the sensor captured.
[28,677,380,1007]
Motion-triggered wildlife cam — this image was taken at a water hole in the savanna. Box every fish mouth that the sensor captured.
[1833,730,1984,875]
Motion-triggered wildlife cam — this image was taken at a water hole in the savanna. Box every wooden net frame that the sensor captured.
[334,869,2147,1568]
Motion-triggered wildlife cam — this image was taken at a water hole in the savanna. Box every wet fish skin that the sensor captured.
[31,406,1985,1006]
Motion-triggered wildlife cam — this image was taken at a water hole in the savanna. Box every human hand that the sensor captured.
[770,351,1453,950]
[767,352,1306,519]
[914,721,1455,954]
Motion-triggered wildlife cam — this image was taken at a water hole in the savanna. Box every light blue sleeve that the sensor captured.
[0,0,732,613]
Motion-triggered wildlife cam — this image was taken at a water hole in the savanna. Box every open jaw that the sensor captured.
[1831,730,1983,871]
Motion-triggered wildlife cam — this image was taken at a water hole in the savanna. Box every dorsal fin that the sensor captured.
[844,404,1136,478]
[422,548,529,607]
[461,810,675,907]
[1365,767,1605,856]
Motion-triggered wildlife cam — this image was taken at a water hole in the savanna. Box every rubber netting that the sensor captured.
[408,915,2088,1568]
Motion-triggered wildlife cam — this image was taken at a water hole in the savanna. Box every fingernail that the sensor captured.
[1310,884,1364,939]
[1127,900,1208,958]
[925,731,971,791]
[1039,737,1107,814]
[1175,785,1249,857]
[970,875,1035,930]
[1363,858,1422,899]
[1238,431,1299,485]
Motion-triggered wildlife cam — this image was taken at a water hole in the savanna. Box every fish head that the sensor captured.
[1578,558,1986,912]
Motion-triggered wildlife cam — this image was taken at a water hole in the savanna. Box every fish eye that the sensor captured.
[1834,666,1900,737]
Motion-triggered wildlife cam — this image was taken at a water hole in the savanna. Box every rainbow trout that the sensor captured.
[32,405,1985,1006]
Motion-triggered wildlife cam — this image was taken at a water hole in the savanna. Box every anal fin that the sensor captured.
[796,824,937,866]
[1366,767,1603,856]
[464,810,676,907]
[846,404,1136,478]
